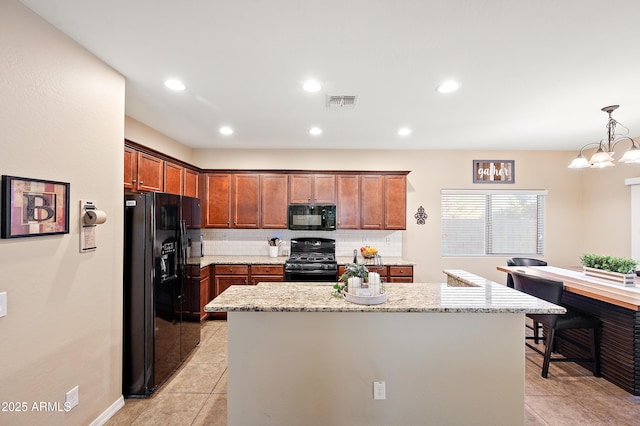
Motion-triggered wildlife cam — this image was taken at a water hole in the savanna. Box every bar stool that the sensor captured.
[506,258,548,343]
[511,272,601,378]
[505,257,547,288]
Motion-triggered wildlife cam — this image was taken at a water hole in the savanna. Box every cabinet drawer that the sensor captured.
[367,265,387,276]
[214,265,249,275]
[251,265,284,275]
[389,266,413,277]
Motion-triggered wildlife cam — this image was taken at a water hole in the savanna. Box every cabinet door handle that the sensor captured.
[132,179,137,183]
[139,181,144,184]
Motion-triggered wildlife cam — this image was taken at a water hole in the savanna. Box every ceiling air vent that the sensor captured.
[326,95,358,109]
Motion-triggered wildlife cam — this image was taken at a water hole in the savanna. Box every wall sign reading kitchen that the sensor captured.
[473,160,514,184]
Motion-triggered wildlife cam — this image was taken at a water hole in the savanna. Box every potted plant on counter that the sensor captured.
[580,253,637,287]
[332,263,369,297]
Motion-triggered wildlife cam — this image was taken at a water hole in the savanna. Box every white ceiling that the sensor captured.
[20,0,640,151]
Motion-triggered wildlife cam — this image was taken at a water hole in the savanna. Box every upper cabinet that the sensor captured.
[384,175,406,230]
[261,174,288,229]
[124,146,137,191]
[184,169,199,198]
[125,142,408,230]
[202,173,232,228]
[360,175,385,229]
[289,174,336,204]
[232,174,260,228]
[164,161,184,195]
[131,151,164,192]
[336,175,360,229]
[124,143,199,196]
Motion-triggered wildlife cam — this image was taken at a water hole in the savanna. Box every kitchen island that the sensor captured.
[205,278,563,426]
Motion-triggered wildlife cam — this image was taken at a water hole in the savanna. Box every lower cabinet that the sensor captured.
[338,265,413,283]
[249,265,284,285]
[199,266,210,321]
[388,266,414,283]
[209,264,285,319]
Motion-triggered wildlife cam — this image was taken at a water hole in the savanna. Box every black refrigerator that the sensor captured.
[123,192,202,397]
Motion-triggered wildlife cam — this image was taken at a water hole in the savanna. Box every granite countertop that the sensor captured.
[194,255,415,268]
[204,281,565,314]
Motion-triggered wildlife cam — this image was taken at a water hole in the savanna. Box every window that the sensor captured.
[441,189,547,256]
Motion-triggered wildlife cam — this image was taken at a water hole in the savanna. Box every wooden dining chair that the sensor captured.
[511,271,601,378]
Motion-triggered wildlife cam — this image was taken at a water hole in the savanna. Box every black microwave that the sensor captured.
[288,204,336,231]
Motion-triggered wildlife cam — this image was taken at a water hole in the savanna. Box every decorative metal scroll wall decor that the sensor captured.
[414,206,428,225]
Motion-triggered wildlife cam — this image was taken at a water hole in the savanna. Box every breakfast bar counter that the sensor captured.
[205,279,562,426]
[498,265,640,395]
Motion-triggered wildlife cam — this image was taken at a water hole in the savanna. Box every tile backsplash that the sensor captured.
[201,229,403,258]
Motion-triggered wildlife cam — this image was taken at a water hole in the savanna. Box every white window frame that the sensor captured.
[441,189,547,257]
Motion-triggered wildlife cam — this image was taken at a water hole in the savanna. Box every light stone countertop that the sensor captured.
[204,281,566,314]
[194,255,415,268]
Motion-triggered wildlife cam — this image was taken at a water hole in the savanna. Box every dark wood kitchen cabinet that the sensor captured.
[388,265,413,283]
[124,146,137,190]
[164,161,184,195]
[211,264,250,320]
[338,264,413,283]
[249,265,285,285]
[260,174,288,229]
[289,174,336,204]
[337,175,360,229]
[124,148,164,192]
[184,168,199,198]
[213,265,250,292]
[232,174,260,228]
[200,266,211,321]
[384,175,406,230]
[360,175,384,229]
[135,152,164,192]
[202,173,232,228]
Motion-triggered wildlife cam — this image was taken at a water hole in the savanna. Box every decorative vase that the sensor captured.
[583,266,635,287]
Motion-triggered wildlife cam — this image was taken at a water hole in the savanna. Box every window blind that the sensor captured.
[441,189,547,256]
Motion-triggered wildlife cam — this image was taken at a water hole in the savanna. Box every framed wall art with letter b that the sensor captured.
[1,175,70,238]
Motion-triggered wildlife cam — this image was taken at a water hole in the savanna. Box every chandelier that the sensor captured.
[568,105,640,169]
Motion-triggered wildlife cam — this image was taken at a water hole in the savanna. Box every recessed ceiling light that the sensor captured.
[219,126,234,135]
[164,78,186,91]
[303,79,322,93]
[436,80,460,93]
[309,127,322,136]
[398,127,412,136]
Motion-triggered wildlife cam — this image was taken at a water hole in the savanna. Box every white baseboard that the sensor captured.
[90,395,125,426]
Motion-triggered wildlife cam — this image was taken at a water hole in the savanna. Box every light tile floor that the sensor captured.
[107,320,640,425]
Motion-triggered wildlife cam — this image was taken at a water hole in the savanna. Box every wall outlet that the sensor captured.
[373,381,386,400]
[0,292,6,318]
[65,385,79,411]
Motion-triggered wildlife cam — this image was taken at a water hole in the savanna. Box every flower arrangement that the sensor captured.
[580,253,637,274]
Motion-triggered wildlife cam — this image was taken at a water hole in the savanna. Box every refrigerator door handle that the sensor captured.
[179,220,187,268]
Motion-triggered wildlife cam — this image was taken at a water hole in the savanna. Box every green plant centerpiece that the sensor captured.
[332,263,369,297]
[580,253,637,274]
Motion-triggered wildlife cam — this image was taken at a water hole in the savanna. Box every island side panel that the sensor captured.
[227,311,524,426]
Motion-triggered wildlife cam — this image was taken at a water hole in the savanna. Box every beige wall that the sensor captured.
[0,1,124,424]
[125,116,195,165]
[192,148,589,283]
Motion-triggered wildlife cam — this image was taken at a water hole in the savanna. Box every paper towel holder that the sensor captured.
[80,200,106,253]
